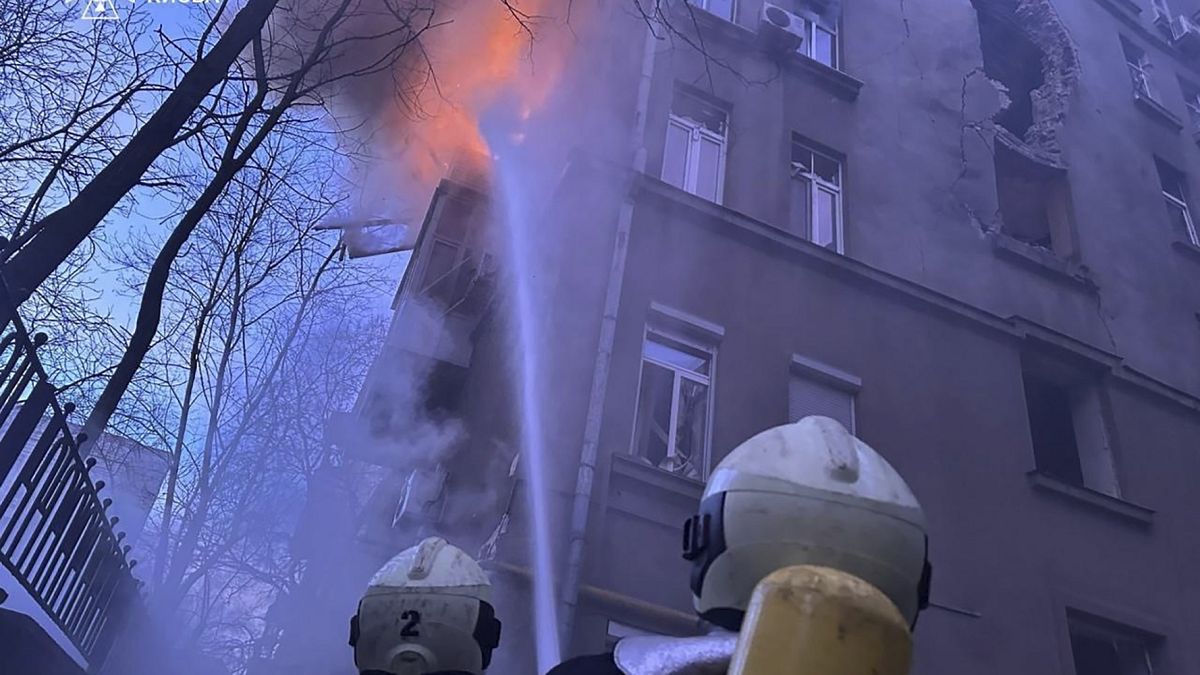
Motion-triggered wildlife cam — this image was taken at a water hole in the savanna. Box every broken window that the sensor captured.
[696,0,735,22]
[973,2,1045,138]
[1068,613,1158,675]
[1156,158,1199,245]
[631,331,714,480]
[790,138,843,251]
[663,89,728,204]
[1121,37,1155,100]
[1021,356,1119,496]
[993,142,1077,256]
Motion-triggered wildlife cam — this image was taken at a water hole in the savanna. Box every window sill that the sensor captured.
[1099,0,1142,15]
[990,234,1098,293]
[611,452,705,502]
[1134,92,1185,131]
[785,54,864,101]
[1027,471,1155,527]
[1171,239,1200,265]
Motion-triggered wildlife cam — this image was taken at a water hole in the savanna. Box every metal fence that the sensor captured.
[0,283,140,669]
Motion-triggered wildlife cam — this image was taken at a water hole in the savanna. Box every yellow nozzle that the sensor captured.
[728,565,913,675]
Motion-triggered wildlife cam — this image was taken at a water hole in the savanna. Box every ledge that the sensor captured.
[626,172,1200,415]
[1104,0,1142,14]
[1027,471,1155,527]
[990,234,1098,293]
[1134,92,1185,131]
[785,54,863,101]
[685,6,861,101]
[1172,239,1200,265]
[610,452,705,502]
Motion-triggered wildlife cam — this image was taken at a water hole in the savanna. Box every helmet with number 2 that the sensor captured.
[350,537,502,675]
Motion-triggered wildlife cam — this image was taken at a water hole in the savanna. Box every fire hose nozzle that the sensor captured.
[728,564,913,675]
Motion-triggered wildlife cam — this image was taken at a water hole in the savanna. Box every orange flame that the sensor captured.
[387,0,574,199]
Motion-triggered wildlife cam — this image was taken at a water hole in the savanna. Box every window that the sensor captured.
[695,0,735,22]
[792,4,838,68]
[789,355,859,433]
[993,141,1077,256]
[1121,37,1155,100]
[1155,158,1199,245]
[1021,357,1119,496]
[1151,0,1171,23]
[1180,78,1200,131]
[631,331,714,480]
[663,90,727,204]
[790,138,843,251]
[1068,613,1159,675]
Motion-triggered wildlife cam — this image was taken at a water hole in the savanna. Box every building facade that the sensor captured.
[277,0,1200,673]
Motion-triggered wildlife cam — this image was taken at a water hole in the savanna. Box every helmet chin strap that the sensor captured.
[389,644,437,675]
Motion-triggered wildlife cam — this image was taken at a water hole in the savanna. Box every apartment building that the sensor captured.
[272,1,1200,673]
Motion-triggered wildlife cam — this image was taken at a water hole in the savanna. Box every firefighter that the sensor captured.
[350,536,502,675]
[549,416,931,675]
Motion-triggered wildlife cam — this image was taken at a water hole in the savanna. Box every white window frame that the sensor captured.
[790,141,844,252]
[665,109,728,205]
[1151,0,1171,22]
[1121,39,1155,100]
[695,0,736,22]
[1164,186,1199,245]
[1181,81,1200,131]
[800,17,838,69]
[1157,159,1199,245]
[629,328,717,480]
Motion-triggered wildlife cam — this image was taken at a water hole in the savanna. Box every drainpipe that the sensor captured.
[559,18,658,645]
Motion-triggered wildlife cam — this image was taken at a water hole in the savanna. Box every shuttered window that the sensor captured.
[788,355,859,432]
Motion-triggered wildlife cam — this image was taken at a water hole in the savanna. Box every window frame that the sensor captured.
[695,0,736,23]
[664,90,729,205]
[1156,158,1199,246]
[1180,79,1200,130]
[799,16,839,69]
[629,327,718,480]
[1151,0,1171,22]
[1019,353,1121,497]
[790,138,845,252]
[1121,37,1155,100]
[1066,611,1160,675]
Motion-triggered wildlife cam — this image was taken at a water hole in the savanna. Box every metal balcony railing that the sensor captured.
[0,279,141,669]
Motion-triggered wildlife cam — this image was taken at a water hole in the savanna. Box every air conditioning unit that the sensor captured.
[1172,14,1200,55]
[759,3,806,54]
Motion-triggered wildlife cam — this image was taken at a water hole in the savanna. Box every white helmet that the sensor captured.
[682,416,931,630]
[350,537,502,675]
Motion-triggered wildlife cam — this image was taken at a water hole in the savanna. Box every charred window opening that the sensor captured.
[422,360,468,421]
[994,142,1076,256]
[974,2,1046,138]
[1021,355,1119,496]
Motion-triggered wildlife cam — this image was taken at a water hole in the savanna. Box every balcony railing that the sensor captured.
[0,279,141,669]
